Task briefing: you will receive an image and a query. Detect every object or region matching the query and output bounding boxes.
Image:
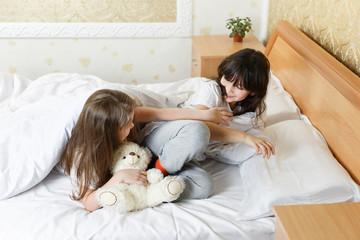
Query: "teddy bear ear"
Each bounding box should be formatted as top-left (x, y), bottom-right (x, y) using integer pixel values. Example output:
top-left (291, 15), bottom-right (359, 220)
top-left (144, 147), bottom-right (152, 162)
top-left (144, 147), bottom-right (152, 159)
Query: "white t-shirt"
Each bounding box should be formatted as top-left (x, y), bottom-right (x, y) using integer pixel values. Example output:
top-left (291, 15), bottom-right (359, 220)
top-left (55, 155), bottom-right (97, 191)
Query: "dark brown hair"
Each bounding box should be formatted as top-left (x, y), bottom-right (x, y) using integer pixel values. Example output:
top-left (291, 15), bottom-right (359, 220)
top-left (216, 48), bottom-right (270, 118)
top-left (60, 89), bottom-right (136, 200)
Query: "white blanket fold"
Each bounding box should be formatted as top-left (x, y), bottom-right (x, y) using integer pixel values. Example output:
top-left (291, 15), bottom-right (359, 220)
top-left (0, 73), bottom-right (206, 199)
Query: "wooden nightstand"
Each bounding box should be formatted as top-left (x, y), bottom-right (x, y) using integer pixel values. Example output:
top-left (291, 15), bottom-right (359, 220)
top-left (191, 34), bottom-right (265, 79)
top-left (274, 203), bottom-right (360, 240)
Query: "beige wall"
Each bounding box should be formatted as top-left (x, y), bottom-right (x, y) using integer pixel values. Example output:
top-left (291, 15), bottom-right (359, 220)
top-left (267, 0), bottom-right (360, 76)
top-left (0, 0), bottom-right (268, 83)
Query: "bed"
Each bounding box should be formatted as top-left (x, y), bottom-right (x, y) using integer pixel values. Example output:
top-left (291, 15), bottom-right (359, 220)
top-left (0, 21), bottom-right (359, 240)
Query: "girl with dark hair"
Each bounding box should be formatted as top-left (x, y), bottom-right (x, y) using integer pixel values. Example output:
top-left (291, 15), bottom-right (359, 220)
top-left (181, 48), bottom-right (274, 166)
top-left (217, 48), bottom-right (269, 118)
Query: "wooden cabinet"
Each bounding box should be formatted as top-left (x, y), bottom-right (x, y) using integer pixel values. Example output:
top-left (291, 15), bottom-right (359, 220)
top-left (191, 34), bottom-right (265, 79)
top-left (274, 203), bottom-right (360, 240)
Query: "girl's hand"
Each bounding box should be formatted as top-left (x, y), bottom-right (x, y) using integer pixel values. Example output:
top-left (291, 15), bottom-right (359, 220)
top-left (243, 134), bottom-right (275, 159)
top-left (111, 169), bottom-right (148, 186)
top-left (206, 107), bottom-right (233, 126)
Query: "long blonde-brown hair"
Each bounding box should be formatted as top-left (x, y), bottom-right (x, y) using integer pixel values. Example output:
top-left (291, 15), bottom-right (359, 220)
top-left (60, 89), bottom-right (136, 201)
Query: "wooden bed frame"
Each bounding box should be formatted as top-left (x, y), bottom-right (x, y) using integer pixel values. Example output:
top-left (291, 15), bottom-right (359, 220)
top-left (265, 21), bottom-right (360, 184)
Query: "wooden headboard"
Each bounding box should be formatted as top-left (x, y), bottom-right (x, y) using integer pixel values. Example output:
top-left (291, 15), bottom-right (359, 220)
top-left (265, 20), bottom-right (360, 185)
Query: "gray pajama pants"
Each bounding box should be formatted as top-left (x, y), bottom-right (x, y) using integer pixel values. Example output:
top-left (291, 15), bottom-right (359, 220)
top-left (142, 120), bottom-right (214, 200)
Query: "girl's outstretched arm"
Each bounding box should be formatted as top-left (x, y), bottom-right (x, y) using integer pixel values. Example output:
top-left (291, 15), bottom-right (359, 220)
top-left (196, 104), bottom-right (274, 158)
top-left (204, 121), bottom-right (275, 159)
top-left (134, 106), bottom-right (233, 126)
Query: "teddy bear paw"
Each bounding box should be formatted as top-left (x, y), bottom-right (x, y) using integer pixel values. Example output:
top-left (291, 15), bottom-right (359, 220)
top-left (96, 187), bottom-right (136, 213)
top-left (98, 191), bottom-right (118, 206)
top-left (167, 179), bottom-right (183, 195)
top-left (147, 168), bottom-right (164, 184)
top-left (163, 176), bottom-right (185, 199)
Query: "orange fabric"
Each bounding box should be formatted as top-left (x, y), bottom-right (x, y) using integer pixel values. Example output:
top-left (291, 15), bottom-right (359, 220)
top-left (155, 159), bottom-right (168, 176)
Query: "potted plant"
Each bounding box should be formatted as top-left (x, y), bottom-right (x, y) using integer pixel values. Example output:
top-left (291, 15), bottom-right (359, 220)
top-left (226, 17), bottom-right (252, 42)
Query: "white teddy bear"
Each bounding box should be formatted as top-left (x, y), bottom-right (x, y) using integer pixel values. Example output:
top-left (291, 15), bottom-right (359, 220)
top-left (96, 142), bottom-right (185, 213)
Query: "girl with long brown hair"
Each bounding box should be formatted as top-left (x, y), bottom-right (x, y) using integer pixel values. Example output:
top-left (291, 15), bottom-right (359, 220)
top-left (60, 88), bottom-right (232, 212)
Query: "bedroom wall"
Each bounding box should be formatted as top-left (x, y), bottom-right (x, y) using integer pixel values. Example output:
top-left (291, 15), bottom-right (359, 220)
top-left (267, 0), bottom-right (360, 77)
top-left (0, 0), bottom-right (269, 84)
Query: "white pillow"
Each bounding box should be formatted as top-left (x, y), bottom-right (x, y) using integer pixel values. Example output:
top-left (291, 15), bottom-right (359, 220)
top-left (237, 120), bottom-right (360, 221)
top-left (0, 94), bottom-right (87, 200)
top-left (265, 74), bottom-right (301, 126)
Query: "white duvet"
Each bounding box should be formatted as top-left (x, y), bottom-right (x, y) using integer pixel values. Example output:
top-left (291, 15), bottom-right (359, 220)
top-left (0, 73), bottom-right (277, 240)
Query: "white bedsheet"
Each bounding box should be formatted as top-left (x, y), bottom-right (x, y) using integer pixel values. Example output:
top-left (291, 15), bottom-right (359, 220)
top-left (0, 73), bottom-right (277, 240)
top-left (0, 161), bottom-right (275, 240)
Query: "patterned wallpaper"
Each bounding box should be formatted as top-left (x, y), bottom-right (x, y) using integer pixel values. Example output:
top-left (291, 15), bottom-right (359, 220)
top-left (267, 0), bottom-right (360, 76)
top-left (0, 0), bottom-right (177, 22)
top-left (0, 0), bottom-right (266, 83)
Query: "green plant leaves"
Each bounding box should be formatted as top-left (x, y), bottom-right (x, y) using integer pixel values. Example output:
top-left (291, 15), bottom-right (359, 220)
top-left (226, 17), bottom-right (252, 38)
